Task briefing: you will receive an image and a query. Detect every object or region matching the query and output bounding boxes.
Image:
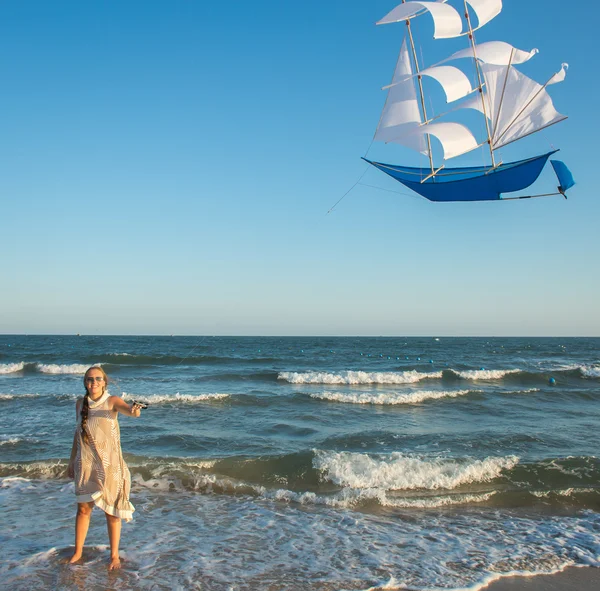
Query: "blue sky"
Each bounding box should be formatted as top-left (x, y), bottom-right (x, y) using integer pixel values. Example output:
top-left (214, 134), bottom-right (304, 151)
top-left (1, 0), bottom-right (598, 336)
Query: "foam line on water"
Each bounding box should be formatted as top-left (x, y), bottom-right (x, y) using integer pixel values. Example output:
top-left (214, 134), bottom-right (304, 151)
top-left (451, 368), bottom-right (520, 380)
top-left (36, 363), bottom-right (97, 374)
top-left (130, 472), bottom-right (496, 509)
top-left (278, 370), bottom-right (442, 385)
top-left (0, 362), bottom-right (25, 374)
top-left (313, 450), bottom-right (519, 490)
top-left (311, 389), bottom-right (472, 405)
top-left (580, 365), bottom-right (600, 378)
top-left (123, 392), bottom-right (230, 404)
top-left (0, 437), bottom-right (27, 446)
top-left (0, 393), bottom-right (40, 401)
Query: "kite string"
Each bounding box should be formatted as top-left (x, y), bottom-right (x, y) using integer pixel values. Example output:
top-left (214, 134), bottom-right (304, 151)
top-left (175, 335), bottom-right (209, 367)
top-left (326, 165), bottom-right (369, 215)
top-left (357, 182), bottom-right (416, 198)
top-left (326, 140), bottom-right (375, 215)
top-left (111, 335), bottom-right (210, 399)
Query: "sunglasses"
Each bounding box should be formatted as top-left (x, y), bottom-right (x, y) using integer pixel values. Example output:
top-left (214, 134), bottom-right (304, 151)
top-left (84, 376), bottom-right (104, 383)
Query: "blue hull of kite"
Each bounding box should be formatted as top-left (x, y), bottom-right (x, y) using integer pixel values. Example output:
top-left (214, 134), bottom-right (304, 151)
top-left (363, 151), bottom-right (560, 202)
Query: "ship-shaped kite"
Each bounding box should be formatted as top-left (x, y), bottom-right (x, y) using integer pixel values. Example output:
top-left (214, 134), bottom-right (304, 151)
top-left (364, 0), bottom-right (575, 202)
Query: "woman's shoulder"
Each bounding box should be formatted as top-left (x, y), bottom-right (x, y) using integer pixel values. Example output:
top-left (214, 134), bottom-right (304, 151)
top-left (107, 394), bottom-right (125, 409)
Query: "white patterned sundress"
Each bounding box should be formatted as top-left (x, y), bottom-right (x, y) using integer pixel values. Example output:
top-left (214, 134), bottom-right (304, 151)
top-left (73, 391), bottom-right (135, 521)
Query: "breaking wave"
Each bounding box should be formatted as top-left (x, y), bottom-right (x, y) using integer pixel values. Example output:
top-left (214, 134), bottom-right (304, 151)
top-left (580, 365), bottom-right (600, 378)
top-left (0, 394), bottom-right (39, 401)
top-left (449, 368), bottom-right (521, 380)
top-left (313, 450), bottom-right (519, 491)
top-left (278, 370), bottom-right (442, 385)
top-left (124, 392), bottom-right (230, 404)
top-left (0, 362), bottom-right (25, 374)
top-left (2, 453), bottom-right (599, 511)
top-left (310, 389), bottom-right (473, 405)
top-left (36, 363), bottom-right (94, 374)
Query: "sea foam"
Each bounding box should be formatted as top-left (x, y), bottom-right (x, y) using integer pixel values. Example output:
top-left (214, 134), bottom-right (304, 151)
top-left (36, 363), bottom-right (95, 374)
top-left (0, 437), bottom-right (24, 446)
top-left (124, 392), bottom-right (230, 404)
top-left (0, 362), bottom-right (25, 374)
top-left (311, 389), bottom-right (472, 405)
top-left (580, 365), bottom-right (600, 378)
top-left (0, 393), bottom-right (39, 401)
top-left (451, 368), bottom-right (520, 380)
top-left (313, 450), bottom-right (519, 491)
top-left (131, 471), bottom-right (495, 509)
top-left (278, 370), bottom-right (442, 385)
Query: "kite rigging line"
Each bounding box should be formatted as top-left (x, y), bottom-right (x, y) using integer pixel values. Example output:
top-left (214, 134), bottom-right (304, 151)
top-left (326, 141), bottom-right (375, 215)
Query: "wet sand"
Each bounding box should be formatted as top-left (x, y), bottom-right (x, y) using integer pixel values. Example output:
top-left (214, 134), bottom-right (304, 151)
top-left (482, 567), bottom-right (600, 590)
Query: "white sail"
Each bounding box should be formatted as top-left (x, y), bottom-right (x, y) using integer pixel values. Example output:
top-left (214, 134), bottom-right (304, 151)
top-left (466, 0), bottom-right (502, 30)
top-left (375, 36), bottom-right (479, 159)
top-left (411, 121), bottom-right (479, 159)
top-left (420, 66), bottom-right (473, 102)
top-left (441, 41), bottom-right (539, 66)
top-left (548, 63), bottom-right (569, 85)
top-left (375, 38), bottom-right (427, 154)
top-left (384, 65), bottom-right (473, 104)
top-left (377, 2), bottom-right (463, 39)
top-left (458, 92), bottom-right (490, 117)
top-left (481, 63), bottom-right (568, 149)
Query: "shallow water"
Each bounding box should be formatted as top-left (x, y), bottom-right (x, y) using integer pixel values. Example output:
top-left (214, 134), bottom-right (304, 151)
top-left (1, 336), bottom-right (599, 590)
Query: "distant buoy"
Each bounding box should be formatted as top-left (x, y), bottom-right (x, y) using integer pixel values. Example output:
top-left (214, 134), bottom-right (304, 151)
top-left (549, 377), bottom-right (556, 385)
top-left (429, 359), bottom-right (433, 363)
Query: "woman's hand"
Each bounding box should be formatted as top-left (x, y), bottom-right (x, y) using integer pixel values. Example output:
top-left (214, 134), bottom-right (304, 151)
top-left (130, 402), bottom-right (143, 417)
top-left (110, 395), bottom-right (144, 417)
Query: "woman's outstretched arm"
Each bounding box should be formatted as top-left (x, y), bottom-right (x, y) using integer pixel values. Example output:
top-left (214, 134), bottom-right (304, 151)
top-left (110, 396), bottom-right (143, 417)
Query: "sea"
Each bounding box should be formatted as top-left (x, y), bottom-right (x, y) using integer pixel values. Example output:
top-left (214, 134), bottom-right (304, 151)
top-left (1, 335), bottom-right (599, 591)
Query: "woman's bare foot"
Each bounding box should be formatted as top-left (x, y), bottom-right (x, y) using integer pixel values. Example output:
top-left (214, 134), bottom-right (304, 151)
top-left (67, 552), bottom-right (83, 565)
top-left (108, 556), bottom-right (121, 570)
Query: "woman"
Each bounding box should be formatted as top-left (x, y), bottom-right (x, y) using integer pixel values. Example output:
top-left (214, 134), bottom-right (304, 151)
top-left (67, 366), bottom-right (144, 569)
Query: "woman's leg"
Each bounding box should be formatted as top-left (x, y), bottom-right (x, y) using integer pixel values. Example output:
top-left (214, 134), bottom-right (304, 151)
top-left (68, 502), bottom-right (95, 563)
top-left (105, 513), bottom-right (122, 570)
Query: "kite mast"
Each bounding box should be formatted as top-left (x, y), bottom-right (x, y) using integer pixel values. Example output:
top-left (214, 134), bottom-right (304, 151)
top-left (402, 0), bottom-right (435, 176)
top-left (463, 0), bottom-right (496, 167)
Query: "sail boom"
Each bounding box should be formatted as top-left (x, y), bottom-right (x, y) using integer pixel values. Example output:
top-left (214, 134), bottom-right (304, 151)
top-left (493, 116), bottom-right (568, 150)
